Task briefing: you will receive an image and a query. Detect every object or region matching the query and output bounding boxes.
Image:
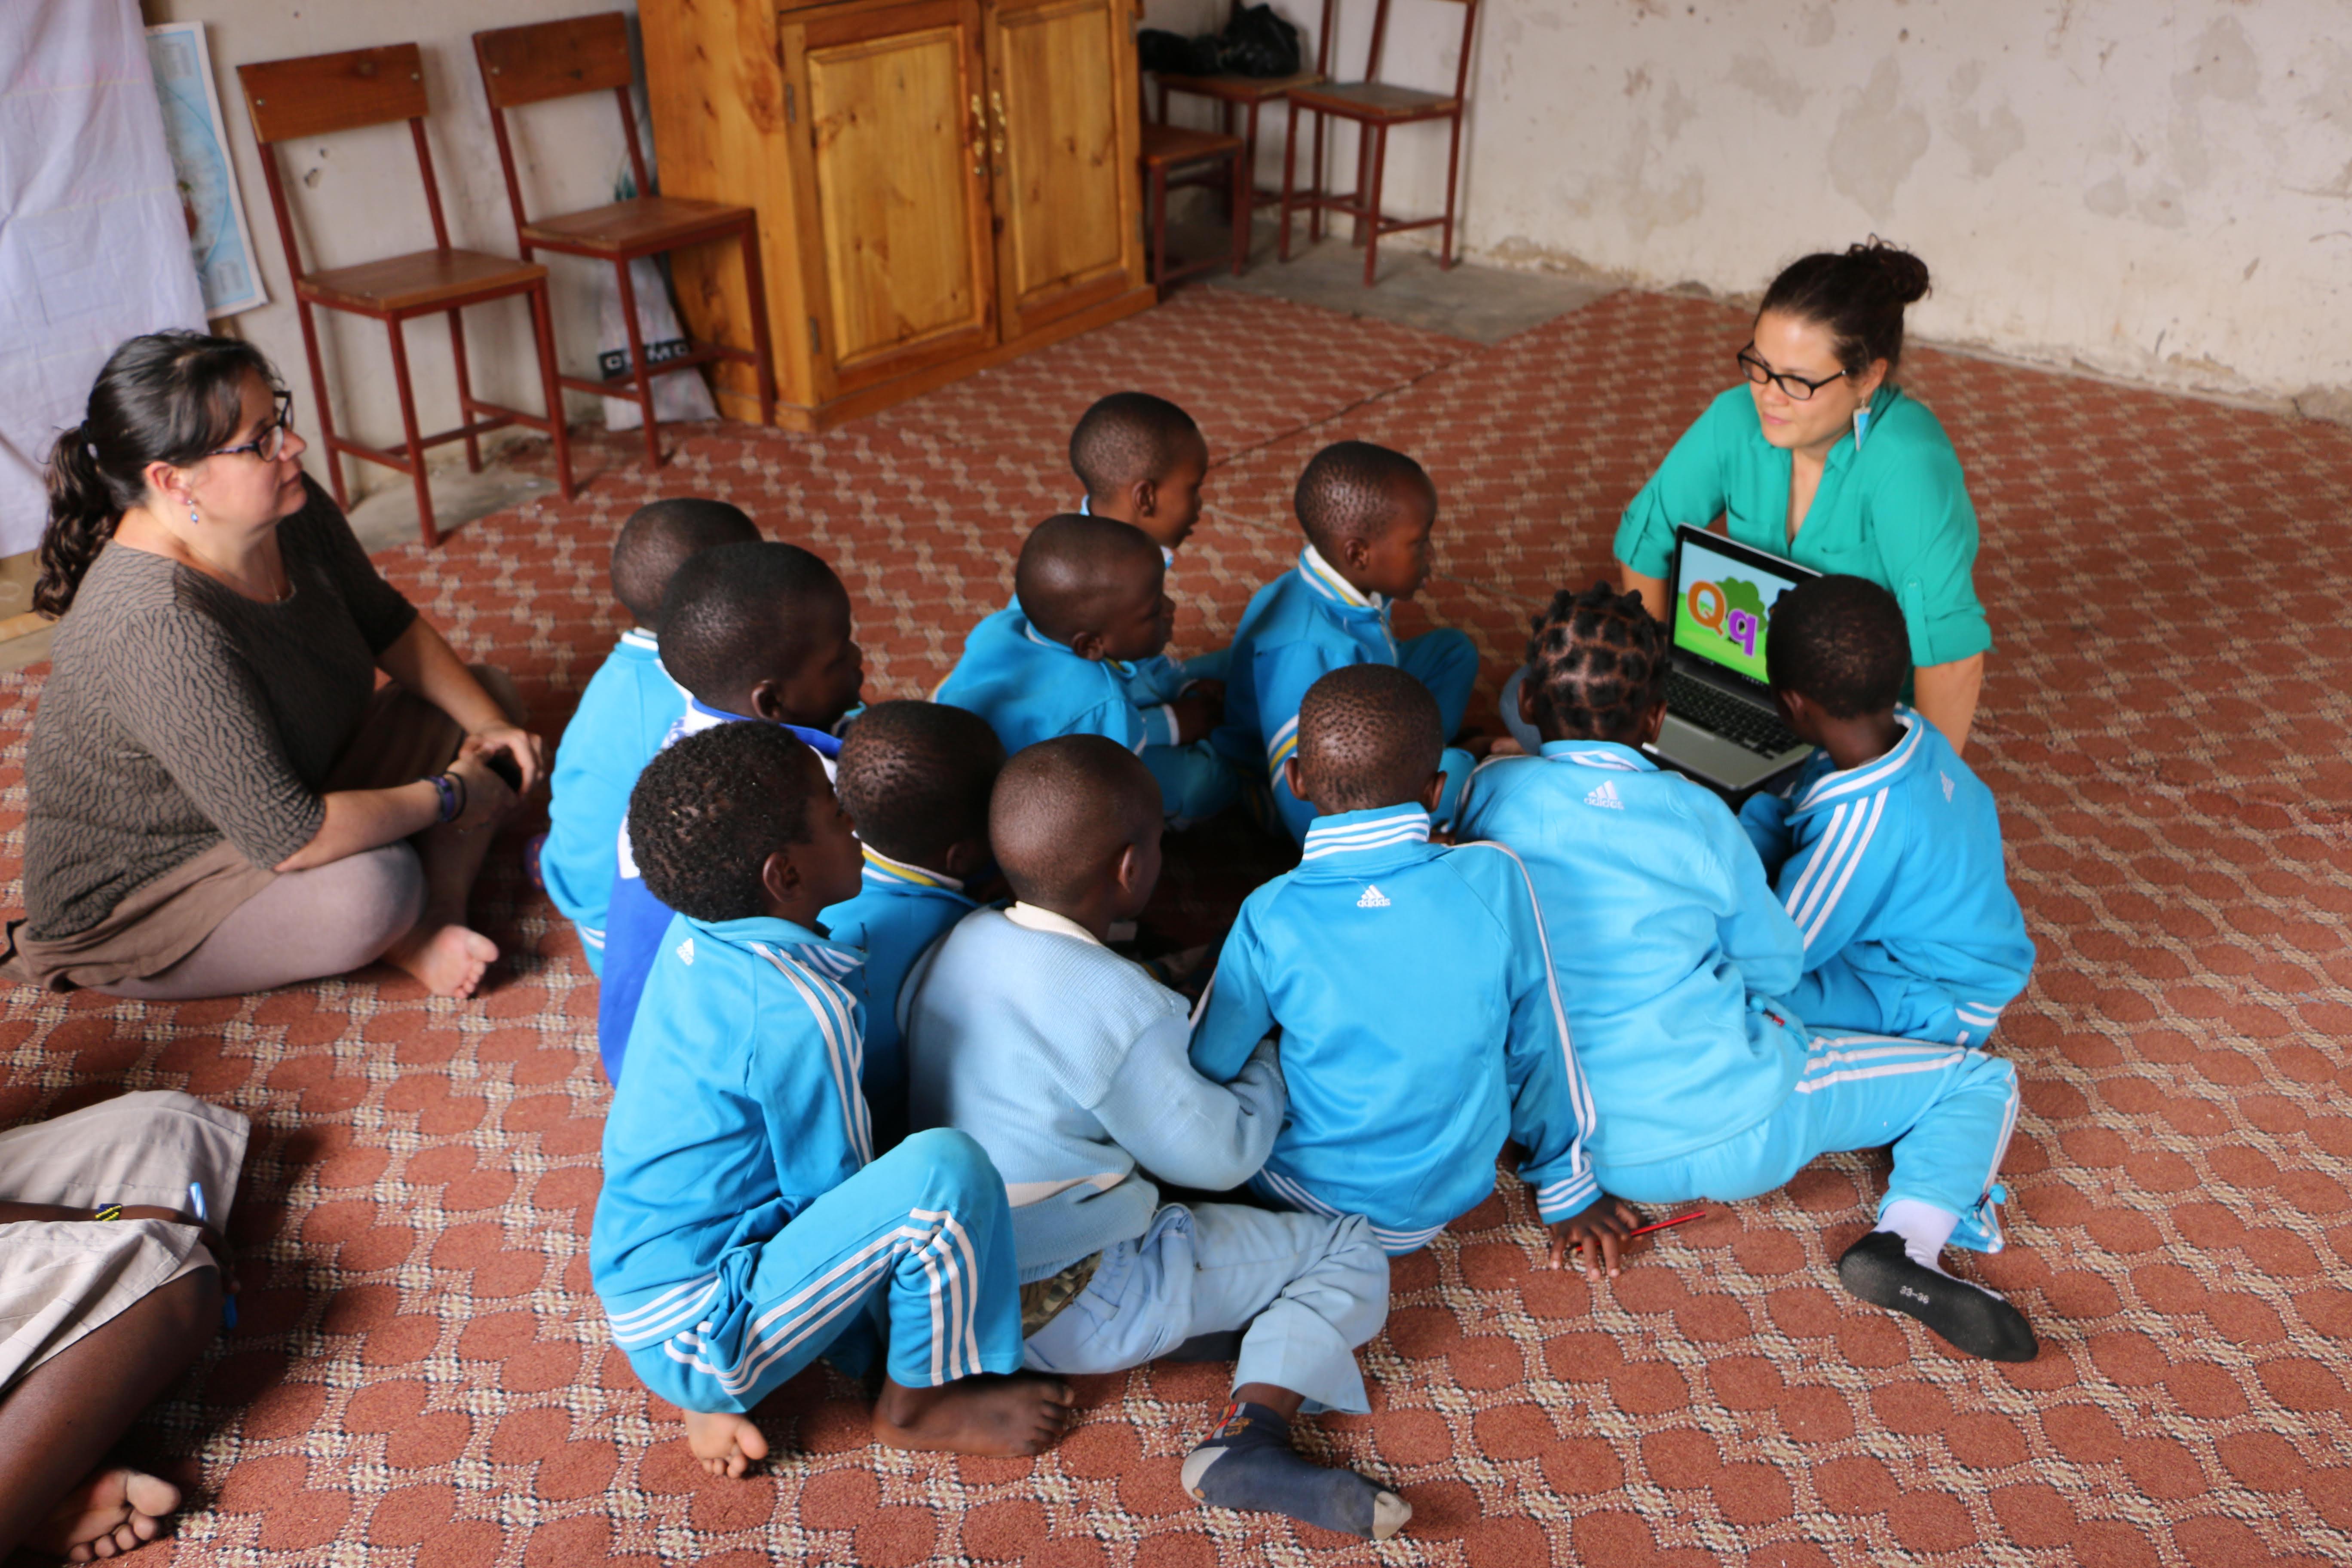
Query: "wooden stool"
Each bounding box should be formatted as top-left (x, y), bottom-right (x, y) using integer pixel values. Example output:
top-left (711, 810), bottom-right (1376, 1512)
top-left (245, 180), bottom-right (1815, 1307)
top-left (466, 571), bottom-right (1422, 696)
top-left (1141, 124), bottom-right (1250, 293)
top-left (1280, 0), bottom-right (1482, 287)
top-left (1153, 0), bottom-right (1334, 205)
top-left (236, 43), bottom-right (573, 548)
top-left (473, 12), bottom-right (776, 472)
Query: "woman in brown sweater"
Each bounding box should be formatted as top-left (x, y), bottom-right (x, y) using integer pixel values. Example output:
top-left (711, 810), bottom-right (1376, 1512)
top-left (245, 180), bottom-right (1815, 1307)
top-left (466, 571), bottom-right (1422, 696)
top-left (3, 333), bottom-right (539, 1001)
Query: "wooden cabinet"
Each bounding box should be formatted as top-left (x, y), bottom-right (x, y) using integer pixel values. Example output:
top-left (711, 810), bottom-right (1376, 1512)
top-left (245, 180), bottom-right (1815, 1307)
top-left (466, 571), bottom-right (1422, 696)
top-left (643, 0), bottom-right (1153, 432)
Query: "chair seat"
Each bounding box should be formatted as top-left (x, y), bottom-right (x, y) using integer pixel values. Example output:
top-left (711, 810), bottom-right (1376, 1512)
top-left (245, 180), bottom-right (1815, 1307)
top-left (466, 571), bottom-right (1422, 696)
top-left (1156, 69), bottom-right (1324, 104)
top-left (1141, 122), bottom-right (1246, 167)
top-left (296, 248), bottom-right (547, 313)
top-left (1287, 80), bottom-right (1459, 121)
top-left (519, 194), bottom-right (753, 256)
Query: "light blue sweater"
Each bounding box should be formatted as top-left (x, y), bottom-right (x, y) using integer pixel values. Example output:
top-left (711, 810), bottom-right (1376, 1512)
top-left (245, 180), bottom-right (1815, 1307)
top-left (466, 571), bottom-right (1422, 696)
top-left (903, 904), bottom-right (1285, 1281)
top-left (542, 629), bottom-right (682, 970)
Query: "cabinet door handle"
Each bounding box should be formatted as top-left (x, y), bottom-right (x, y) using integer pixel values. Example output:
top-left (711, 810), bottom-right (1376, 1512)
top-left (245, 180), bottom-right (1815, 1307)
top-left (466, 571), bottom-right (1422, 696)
top-left (969, 92), bottom-right (986, 177)
top-left (989, 88), bottom-right (1006, 157)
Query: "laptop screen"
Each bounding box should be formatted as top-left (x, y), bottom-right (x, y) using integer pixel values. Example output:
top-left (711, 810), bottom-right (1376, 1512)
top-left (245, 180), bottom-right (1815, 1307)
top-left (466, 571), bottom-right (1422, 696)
top-left (1672, 534), bottom-right (1809, 686)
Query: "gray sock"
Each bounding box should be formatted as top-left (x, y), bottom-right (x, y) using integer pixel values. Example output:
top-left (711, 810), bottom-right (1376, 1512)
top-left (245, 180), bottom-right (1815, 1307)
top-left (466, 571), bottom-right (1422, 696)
top-left (1178, 1401), bottom-right (1411, 1541)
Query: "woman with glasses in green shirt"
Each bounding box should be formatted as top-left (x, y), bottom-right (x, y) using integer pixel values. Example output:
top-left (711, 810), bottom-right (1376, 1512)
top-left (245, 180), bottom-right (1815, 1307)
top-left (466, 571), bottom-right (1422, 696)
top-left (1609, 240), bottom-right (1988, 755)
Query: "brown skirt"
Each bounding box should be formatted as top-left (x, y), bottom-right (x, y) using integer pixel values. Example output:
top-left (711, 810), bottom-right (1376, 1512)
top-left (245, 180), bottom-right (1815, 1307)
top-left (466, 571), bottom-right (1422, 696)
top-left (0, 669), bottom-right (512, 992)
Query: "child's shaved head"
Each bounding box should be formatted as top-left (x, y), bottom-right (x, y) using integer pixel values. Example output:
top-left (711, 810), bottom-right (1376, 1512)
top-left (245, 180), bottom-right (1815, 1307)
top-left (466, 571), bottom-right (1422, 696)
top-left (1014, 513), bottom-right (1166, 644)
top-left (836, 701), bottom-right (1006, 871)
top-left (1294, 441), bottom-right (1433, 559)
top-left (660, 540), bottom-right (859, 722)
top-left (990, 735), bottom-right (1161, 908)
top-left (1069, 392), bottom-right (1204, 502)
top-left (1295, 664), bottom-right (1443, 814)
top-left (611, 497), bottom-right (761, 630)
top-left (1767, 574), bottom-right (1909, 718)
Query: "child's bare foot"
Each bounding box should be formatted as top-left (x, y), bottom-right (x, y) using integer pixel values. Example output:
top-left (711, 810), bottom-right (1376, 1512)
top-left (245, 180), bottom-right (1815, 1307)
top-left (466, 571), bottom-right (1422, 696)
top-left (32, 1467), bottom-right (180, 1561)
top-left (872, 1372), bottom-right (1076, 1456)
top-left (681, 1409), bottom-right (770, 1479)
top-left (385, 923), bottom-right (498, 998)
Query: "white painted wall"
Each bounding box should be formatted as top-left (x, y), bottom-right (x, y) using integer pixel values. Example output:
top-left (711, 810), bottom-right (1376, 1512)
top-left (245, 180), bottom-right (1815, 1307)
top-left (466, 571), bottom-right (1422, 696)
top-left (1151, 0), bottom-right (2352, 407)
top-left (137, 0), bottom-right (651, 498)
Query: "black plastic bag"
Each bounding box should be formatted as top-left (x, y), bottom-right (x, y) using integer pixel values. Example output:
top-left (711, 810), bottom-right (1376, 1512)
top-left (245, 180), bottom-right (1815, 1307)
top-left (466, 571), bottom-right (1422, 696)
top-left (1219, 4), bottom-right (1304, 77)
top-left (1138, 28), bottom-right (1225, 76)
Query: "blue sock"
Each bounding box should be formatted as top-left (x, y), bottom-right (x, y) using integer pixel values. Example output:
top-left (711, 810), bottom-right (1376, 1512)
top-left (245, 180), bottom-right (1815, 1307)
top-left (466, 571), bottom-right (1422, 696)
top-left (1179, 1400), bottom-right (1411, 1540)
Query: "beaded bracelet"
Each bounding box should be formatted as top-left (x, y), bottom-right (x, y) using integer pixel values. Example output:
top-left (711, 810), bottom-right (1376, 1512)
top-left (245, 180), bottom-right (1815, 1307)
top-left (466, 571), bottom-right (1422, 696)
top-left (426, 772), bottom-right (466, 824)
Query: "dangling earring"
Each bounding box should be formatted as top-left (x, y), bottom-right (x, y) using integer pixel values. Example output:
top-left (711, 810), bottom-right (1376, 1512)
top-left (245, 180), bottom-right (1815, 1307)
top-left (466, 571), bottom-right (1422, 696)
top-left (187, 502), bottom-right (200, 527)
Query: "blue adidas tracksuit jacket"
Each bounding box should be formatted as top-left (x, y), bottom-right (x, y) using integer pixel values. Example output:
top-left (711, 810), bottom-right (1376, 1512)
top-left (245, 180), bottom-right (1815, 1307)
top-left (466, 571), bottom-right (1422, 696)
top-left (1463, 741), bottom-right (2021, 1250)
top-left (1458, 743), bottom-right (1811, 1166)
top-left (1739, 709), bottom-right (2035, 1045)
top-left (1076, 505), bottom-right (1234, 715)
top-left (1190, 803), bottom-right (1600, 1252)
top-left (597, 699), bottom-right (842, 1081)
top-left (1207, 547), bottom-right (1478, 842)
top-left (935, 606), bottom-right (1234, 822)
top-left (591, 912), bottom-right (1024, 1410)
top-left (818, 848), bottom-right (979, 1151)
top-left (542, 629), bottom-right (684, 973)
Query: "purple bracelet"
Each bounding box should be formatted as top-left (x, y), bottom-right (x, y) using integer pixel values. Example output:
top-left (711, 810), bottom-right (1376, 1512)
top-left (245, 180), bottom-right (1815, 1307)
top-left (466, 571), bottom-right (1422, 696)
top-left (426, 772), bottom-right (465, 823)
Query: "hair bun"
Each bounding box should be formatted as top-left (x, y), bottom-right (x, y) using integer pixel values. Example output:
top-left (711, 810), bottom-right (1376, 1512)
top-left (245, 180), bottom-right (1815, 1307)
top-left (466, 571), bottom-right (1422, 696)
top-left (1847, 237), bottom-right (1931, 306)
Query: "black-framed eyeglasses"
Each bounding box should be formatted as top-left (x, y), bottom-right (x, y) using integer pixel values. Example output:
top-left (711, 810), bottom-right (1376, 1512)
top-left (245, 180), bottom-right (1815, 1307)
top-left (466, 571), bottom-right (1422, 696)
top-left (1738, 346), bottom-right (1846, 403)
top-left (210, 392), bottom-right (295, 461)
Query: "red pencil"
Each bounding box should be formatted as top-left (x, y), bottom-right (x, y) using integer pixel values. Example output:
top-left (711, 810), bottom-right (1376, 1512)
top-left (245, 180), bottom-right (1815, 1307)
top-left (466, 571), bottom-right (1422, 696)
top-left (1626, 1209), bottom-right (1707, 1239)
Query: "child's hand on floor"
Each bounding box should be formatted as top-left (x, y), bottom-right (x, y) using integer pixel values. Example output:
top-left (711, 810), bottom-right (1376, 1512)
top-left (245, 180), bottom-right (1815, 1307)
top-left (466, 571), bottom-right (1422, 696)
top-left (1547, 1196), bottom-right (1643, 1280)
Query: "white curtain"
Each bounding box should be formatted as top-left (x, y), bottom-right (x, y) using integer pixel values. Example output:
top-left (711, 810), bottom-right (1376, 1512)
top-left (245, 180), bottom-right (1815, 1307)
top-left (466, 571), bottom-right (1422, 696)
top-left (0, 0), bottom-right (205, 558)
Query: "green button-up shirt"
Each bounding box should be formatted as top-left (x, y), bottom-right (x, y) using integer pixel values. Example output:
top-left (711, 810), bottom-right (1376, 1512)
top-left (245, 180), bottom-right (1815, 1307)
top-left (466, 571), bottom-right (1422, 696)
top-left (1612, 384), bottom-right (1992, 667)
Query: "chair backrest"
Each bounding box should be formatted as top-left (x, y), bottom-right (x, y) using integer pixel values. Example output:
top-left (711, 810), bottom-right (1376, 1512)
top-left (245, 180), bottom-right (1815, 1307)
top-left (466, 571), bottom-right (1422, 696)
top-left (1362, 0), bottom-right (1479, 102)
top-left (239, 43), bottom-right (430, 144)
top-left (236, 44), bottom-right (452, 278)
top-left (471, 13), bottom-right (648, 234)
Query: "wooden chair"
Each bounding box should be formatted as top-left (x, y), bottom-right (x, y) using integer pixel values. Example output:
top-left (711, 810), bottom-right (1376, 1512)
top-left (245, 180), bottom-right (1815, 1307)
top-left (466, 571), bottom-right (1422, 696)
top-left (473, 12), bottom-right (775, 473)
top-left (1279, 0), bottom-right (1481, 287)
top-left (1141, 124), bottom-right (1251, 294)
top-left (237, 44), bottom-right (573, 547)
top-left (1153, 0), bottom-right (1335, 205)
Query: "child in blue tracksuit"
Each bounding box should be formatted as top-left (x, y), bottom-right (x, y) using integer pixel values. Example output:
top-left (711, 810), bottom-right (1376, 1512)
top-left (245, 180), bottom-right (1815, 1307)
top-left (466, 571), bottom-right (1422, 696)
top-left (818, 701), bottom-right (1005, 1149)
top-left (1192, 665), bottom-right (1616, 1271)
top-left (542, 499), bottom-right (759, 971)
top-left (589, 720), bottom-right (1074, 1479)
top-left (1458, 583), bottom-right (2038, 1363)
top-left (1736, 575), bottom-right (2034, 1045)
top-left (904, 735), bottom-right (1406, 1541)
top-left (1071, 391), bottom-right (1231, 703)
top-left (598, 541), bottom-right (867, 1080)
top-left (937, 513), bottom-right (1235, 824)
top-left (1207, 442), bottom-right (1480, 843)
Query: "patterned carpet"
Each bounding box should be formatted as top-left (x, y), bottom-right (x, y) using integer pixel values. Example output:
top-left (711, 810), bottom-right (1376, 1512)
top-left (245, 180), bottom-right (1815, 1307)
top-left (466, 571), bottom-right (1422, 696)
top-left (5, 283), bottom-right (2352, 1566)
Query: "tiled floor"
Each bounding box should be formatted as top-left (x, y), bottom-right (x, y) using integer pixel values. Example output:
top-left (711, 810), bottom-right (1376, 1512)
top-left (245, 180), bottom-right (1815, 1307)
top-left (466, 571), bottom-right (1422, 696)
top-left (5, 284), bottom-right (2352, 1566)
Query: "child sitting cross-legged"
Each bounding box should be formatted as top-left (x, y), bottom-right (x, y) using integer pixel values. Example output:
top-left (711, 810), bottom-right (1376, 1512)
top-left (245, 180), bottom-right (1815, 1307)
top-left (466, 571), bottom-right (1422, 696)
top-left (1738, 574), bottom-right (2034, 1046)
top-left (818, 700), bottom-right (1007, 1148)
top-left (541, 498), bottom-right (759, 973)
top-left (1458, 583), bottom-right (2038, 1362)
top-left (1070, 391), bottom-right (1230, 692)
top-left (1209, 442), bottom-right (1480, 843)
top-left (590, 720), bottom-right (1075, 1480)
top-left (903, 735), bottom-right (1407, 1542)
top-left (598, 540), bottom-right (865, 1078)
top-left (937, 514), bottom-right (1235, 826)
top-left (1190, 665), bottom-right (1621, 1270)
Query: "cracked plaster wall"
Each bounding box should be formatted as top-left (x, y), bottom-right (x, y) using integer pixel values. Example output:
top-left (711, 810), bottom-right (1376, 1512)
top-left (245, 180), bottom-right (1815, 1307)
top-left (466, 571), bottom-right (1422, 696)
top-left (1152, 0), bottom-right (2352, 407)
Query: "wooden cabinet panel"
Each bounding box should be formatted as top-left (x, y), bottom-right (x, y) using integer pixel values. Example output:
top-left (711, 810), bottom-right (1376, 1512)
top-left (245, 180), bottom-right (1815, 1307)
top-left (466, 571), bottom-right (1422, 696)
top-left (785, 0), bottom-right (996, 396)
top-left (985, 0), bottom-right (1141, 339)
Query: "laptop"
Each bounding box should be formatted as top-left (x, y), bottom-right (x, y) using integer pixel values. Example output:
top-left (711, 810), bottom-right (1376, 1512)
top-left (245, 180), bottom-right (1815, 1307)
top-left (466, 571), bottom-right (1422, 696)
top-left (1645, 524), bottom-right (1819, 794)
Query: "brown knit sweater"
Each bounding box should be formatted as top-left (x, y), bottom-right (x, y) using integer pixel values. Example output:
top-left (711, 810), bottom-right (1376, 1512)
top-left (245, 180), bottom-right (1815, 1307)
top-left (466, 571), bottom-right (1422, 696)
top-left (21, 481), bottom-right (418, 939)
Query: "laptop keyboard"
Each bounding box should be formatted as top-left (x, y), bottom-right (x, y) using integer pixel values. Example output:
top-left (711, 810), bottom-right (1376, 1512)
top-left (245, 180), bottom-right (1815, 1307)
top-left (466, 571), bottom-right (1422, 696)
top-left (1666, 670), bottom-right (1803, 757)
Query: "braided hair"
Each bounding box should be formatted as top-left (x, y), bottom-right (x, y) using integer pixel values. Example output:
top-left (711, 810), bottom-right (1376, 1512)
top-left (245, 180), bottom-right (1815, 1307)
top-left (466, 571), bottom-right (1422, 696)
top-left (1522, 582), bottom-right (1670, 744)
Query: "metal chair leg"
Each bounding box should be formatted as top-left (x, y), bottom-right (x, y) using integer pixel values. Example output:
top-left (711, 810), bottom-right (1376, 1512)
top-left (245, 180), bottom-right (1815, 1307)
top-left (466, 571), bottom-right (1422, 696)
top-left (445, 306), bottom-right (482, 472)
top-left (1231, 146), bottom-right (1250, 275)
top-left (383, 314), bottom-right (437, 548)
top-left (1363, 124), bottom-right (1388, 286)
top-left (1278, 100), bottom-right (1300, 263)
top-left (1441, 111), bottom-right (1464, 268)
top-left (292, 297), bottom-right (347, 512)
top-left (737, 220), bottom-right (778, 427)
top-left (613, 257), bottom-right (661, 472)
top-left (527, 282), bottom-right (575, 501)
